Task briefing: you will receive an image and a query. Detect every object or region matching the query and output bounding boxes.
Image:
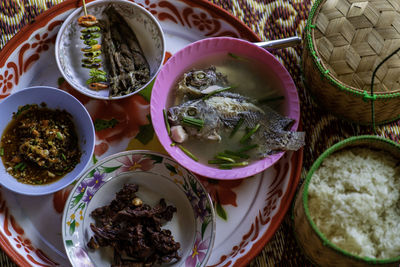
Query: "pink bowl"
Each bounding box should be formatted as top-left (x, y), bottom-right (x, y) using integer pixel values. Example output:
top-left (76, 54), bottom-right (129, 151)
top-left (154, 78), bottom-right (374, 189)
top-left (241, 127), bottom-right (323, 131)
top-left (150, 37), bottom-right (300, 180)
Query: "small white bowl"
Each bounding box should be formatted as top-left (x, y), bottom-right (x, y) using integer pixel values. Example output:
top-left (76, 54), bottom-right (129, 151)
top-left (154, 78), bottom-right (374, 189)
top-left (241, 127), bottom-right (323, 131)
top-left (55, 0), bottom-right (165, 100)
top-left (0, 86), bottom-right (95, 196)
top-left (62, 150), bottom-right (215, 267)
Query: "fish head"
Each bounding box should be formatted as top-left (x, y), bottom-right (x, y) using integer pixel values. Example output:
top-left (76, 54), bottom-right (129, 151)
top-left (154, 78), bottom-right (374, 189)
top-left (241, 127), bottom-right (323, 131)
top-left (176, 66), bottom-right (228, 99)
top-left (184, 68), bottom-right (219, 88)
top-left (168, 100), bottom-right (203, 124)
top-left (168, 100), bottom-right (222, 141)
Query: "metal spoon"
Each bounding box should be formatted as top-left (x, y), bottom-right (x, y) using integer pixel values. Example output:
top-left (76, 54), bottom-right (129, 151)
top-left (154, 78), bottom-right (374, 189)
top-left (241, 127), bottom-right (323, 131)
top-left (255, 36), bottom-right (302, 49)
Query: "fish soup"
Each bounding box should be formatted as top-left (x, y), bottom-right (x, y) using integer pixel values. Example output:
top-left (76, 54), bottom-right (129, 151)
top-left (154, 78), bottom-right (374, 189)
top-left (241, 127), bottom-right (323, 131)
top-left (168, 53), bottom-right (284, 112)
top-left (166, 52), bottom-right (304, 168)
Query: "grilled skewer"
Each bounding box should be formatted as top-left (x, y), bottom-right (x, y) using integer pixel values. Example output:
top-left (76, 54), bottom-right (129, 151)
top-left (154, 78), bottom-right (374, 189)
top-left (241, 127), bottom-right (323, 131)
top-left (78, 0), bottom-right (108, 90)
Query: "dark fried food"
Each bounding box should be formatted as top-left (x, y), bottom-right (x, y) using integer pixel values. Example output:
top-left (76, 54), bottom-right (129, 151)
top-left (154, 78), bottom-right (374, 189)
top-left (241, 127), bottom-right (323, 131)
top-left (87, 183), bottom-right (181, 266)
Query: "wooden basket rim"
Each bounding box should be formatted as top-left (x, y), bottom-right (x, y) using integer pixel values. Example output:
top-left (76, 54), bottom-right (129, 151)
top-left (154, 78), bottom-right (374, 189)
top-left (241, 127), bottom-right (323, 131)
top-left (305, 0), bottom-right (400, 99)
top-left (301, 135), bottom-right (400, 264)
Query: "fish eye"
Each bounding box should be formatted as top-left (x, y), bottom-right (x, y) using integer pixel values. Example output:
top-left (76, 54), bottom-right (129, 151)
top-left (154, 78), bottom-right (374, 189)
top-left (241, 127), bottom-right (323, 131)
top-left (195, 72), bottom-right (206, 80)
top-left (187, 107), bottom-right (197, 116)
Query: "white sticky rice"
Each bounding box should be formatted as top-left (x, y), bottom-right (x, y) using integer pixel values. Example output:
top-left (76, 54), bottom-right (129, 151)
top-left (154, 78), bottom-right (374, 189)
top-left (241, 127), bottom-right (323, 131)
top-left (308, 147), bottom-right (400, 259)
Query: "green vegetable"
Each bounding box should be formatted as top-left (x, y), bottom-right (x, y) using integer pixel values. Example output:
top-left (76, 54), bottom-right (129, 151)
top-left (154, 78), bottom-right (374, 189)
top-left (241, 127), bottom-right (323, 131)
top-left (82, 57), bottom-right (102, 64)
top-left (84, 39), bottom-right (98, 46)
top-left (217, 152), bottom-right (241, 160)
top-left (80, 26), bottom-right (101, 33)
top-left (56, 132), bottom-right (63, 140)
top-left (20, 163), bottom-right (26, 171)
top-left (61, 153), bottom-right (67, 161)
top-left (163, 109), bottom-right (171, 136)
top-left (84, 51), bottom-right (101, 58)
top-left (86, 75), bottom-right (107, 84)
top-left (228, 52), bottom-right (241, 59)
top-left (215, 155), bottom-right (235, 163)
top-left (240, 124), bottom-right (260, 144)
top-left (182, 117), bottom-right (204, 129)
top-left (224, 150), bottom-right (250, 159)
top-left (14, 104), bottom-right (32, 118)
top-left (80, 33), bottom-right (100, 40)
top-left (89, 69), bottom-right (107, 76)
top-left (208, 159), bottom-right (228, 164)
top-left (0, 147), bottom-right (4, 156)
top-left (219, 161), bottom-right (249, 169)
top-left (13, 162), bottom-right (25, 171)
top-left (177, 145), bottom-right (198, 161)
top-left (81, 45), bottom-right (101, 53)
top-left (230, 117), bottom-right (244, 138)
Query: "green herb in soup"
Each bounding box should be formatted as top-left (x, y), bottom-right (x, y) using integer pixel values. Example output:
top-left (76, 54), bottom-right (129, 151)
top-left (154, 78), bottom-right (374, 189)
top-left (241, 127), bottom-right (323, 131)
top-left (166, 55), bottom-right (305, 168)
top-left (0, 104), bottom-right (81, 185)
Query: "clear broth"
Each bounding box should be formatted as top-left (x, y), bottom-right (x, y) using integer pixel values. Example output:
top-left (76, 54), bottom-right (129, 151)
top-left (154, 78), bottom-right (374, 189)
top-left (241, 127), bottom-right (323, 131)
top-left (167, 53), bottom-right (286, 167)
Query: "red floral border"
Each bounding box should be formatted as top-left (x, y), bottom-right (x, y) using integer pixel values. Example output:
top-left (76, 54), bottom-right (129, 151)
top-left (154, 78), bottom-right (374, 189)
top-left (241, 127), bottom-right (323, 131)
top-left (0, 20), bottom-right (62, 99)
top-left (208, 149), bottom-right (303, 267)
top-left (0, 190), bottom-right (59, 266)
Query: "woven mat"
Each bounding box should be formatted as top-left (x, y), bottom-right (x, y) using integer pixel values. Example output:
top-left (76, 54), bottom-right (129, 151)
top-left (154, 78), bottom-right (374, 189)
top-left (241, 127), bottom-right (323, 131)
top-left (1, 0), bottom-right (400, 266)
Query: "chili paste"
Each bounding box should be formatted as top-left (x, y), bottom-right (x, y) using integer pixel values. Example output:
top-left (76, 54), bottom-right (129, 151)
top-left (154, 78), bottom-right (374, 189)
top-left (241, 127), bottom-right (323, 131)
top-left (0, 104), bottom-right (81, 185)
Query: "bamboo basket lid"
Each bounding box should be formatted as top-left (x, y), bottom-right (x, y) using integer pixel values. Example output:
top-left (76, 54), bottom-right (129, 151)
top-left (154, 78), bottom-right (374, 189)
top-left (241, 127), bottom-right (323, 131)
top-left (302, 0), bottom-right (400, 124)
top-left (315, 0), bottom-right (400, 92)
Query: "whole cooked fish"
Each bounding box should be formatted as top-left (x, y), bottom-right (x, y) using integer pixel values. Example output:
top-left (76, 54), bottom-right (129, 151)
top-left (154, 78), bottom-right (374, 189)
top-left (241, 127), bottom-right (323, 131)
top-left (168, 92), bottom-right (305, 157)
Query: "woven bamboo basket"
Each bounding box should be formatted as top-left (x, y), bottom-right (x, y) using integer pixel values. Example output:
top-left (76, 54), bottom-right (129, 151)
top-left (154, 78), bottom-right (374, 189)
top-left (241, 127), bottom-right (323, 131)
top-left (303, 0), bottom-right (400, 124)
top-left (293, 136), bottom-right (400, 267)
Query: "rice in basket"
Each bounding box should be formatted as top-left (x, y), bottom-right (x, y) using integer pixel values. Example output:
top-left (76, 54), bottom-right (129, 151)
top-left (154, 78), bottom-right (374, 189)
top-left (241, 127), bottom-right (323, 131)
top-left (308, 147), bottom-right (400, 259)
top-left (293, 136), bottom-right (400, 267)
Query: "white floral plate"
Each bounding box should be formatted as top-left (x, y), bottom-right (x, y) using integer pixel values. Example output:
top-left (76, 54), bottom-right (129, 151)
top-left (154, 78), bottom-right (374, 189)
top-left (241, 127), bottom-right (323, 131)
top-left (62, 150), bottom-right (215, 267)
top-left (0, 0), bottom-right (303, 266)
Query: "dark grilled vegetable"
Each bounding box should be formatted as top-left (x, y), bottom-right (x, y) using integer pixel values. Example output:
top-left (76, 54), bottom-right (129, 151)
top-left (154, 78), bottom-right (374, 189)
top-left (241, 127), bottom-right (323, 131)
top-left (78, 6), bottom-right (109, 91)
top-left (81, 26), bottom-right (101, 34)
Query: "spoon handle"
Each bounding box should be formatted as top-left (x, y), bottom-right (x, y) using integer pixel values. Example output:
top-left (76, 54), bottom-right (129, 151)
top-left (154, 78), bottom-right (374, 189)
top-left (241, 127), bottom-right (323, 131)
top-left (255, 36), bottom-right (302, 49)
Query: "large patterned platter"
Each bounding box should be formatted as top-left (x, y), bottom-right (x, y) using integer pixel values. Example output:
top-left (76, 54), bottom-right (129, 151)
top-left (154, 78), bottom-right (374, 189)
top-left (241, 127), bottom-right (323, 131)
top-left (0, 0), bottom-right (303, 266)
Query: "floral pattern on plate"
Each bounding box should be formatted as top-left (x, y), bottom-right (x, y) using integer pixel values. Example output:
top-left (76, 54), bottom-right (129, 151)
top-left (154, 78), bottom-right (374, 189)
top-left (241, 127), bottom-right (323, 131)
top-left (62, 150), bottom-right (215, 267)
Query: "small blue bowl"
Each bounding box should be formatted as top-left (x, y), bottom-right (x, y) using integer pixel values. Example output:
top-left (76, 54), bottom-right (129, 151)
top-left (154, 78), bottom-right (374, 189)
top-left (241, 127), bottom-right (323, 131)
top-left (0, 86), bottom-right (95, 195)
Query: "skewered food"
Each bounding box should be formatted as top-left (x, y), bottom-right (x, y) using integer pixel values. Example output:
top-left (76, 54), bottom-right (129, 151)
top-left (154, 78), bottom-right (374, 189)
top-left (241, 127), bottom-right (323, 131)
top-left (78, 6), bottom-right (109, 91)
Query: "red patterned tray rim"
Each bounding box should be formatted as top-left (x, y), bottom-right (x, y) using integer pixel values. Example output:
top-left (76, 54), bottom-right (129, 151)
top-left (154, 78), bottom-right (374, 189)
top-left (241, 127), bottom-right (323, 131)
top-left (236, 149), bottom-right (303, 266)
